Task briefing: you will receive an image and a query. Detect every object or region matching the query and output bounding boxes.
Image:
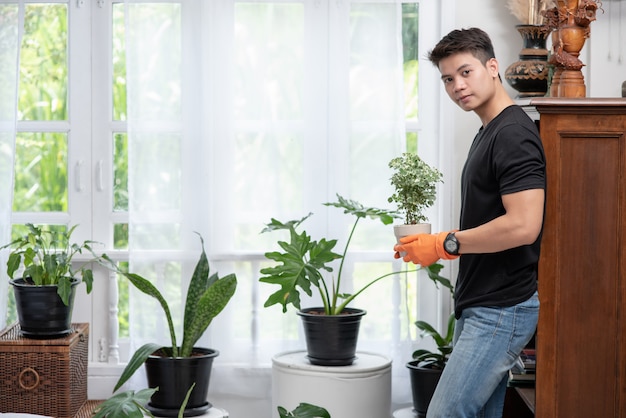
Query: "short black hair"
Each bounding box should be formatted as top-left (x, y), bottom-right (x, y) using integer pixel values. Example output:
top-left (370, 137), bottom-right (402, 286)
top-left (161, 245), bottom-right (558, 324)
top-left (427, 27), bottom-right (496, 67)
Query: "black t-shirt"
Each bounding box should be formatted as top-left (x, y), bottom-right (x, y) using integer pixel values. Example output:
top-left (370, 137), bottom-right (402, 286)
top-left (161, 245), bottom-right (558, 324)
top-left (454, 105), bottom-right (546, 318)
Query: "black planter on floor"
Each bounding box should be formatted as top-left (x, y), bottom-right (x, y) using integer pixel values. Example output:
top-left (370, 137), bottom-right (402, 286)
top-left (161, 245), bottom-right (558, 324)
top-left (145, 347), bottom-right (219, 417)
top-left (407, 360), bottom-right (442, 418)
top-left (297, 307), bottom-right (366, 366)
top-left (11, 277), bottom-right (78, 338)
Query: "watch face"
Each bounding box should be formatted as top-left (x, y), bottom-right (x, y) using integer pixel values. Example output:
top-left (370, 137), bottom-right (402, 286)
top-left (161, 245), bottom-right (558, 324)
top-left (444, 234), bottom-right (458, 254)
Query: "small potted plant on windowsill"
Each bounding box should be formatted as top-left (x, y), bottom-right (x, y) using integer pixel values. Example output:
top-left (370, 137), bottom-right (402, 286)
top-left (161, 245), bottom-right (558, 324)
top-left (0, 223), bottom-right (102, 338)
top-left (388, 152), bottom-right (443, 242)
top-left (260, 194), bottom-right (449, 366)
top-left (99, 233), bottom-right (237, 417)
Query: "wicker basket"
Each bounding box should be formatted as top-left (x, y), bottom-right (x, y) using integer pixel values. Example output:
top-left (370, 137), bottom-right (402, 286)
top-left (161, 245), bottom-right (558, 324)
top-left (0, 322), bottom-right (88, 418)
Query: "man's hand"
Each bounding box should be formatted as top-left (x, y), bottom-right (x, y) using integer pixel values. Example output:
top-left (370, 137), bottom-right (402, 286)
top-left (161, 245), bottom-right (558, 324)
top-left (393, 231), bottom-right (459, 266)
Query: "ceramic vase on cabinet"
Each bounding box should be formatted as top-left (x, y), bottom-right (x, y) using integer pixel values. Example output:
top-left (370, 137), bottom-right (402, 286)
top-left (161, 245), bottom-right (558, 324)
top-left (505, 24), bottom-right (550, 98)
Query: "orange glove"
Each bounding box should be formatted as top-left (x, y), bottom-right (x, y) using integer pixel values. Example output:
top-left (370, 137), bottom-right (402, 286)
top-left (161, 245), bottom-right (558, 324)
top-left (394, 231), bottom-right (459, 266)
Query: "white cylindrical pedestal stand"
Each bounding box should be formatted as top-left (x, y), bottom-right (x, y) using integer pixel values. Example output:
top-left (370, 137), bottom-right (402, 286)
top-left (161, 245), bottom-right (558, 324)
top-left (272, 350), bottom-right (392, 418)
top-left (393, 406), bottom-right (417, 417)
top-left (205, 407), bottom-right (229, 417)
top-left (143, 406), bottom-right (228, 417)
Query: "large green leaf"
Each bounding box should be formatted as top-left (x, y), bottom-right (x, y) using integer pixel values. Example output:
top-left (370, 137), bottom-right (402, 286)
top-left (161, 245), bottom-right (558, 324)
top-left (259, 227), bottom-right (340, 313)
top-left (178, 383), bottom-right (196, 418)
top-left (425, 263), bottom-right (454, 292)
top-left (181, 233), bottom-right (237, 357)
top-left (100, 254), bottom-right (178, 356)
top-left (82, 268), bottom-right (94, 293)
top-left (181, 272), bottom-right (237, 357)
top-left (278, 403), bottom-right (332, 418)
top-left (6, 253), bottom-right (21, 278)
top-left (183, 234), bottom-right (211, 340)
top-left (113, 343), bottom-right (162, 392)
top-left (323, 194), bottom-right (400, 225)
top-left (56, 276), bottom-right (73, 305)
top-left (415, 320), bottom-right (446, 347)
top-left (93, 387), bottom-right (157, 418)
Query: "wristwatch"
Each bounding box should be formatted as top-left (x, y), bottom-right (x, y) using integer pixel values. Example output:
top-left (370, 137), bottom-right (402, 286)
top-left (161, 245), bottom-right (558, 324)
top-left (443, 232), bottom-right (460, 256)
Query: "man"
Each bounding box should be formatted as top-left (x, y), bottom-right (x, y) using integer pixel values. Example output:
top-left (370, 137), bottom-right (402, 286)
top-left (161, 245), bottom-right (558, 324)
top-left (394, 28), bottom-right (545, 418)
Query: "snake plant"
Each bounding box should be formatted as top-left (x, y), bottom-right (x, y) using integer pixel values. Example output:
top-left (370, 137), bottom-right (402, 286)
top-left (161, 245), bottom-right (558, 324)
top-left (100, 233), bottom-right (237, 391)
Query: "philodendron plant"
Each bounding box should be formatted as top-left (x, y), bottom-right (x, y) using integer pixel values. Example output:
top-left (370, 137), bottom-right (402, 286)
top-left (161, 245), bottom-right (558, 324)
top-left (93, 388), bottom-right (159, 418)
top-left (260, 194), bottom-right (450, 315)
top-left (100, 233), bottom-right (237, 391)
top-left (94, 384), bottom-right (195, 418)
top-left (388, 152), bottom-right (443, 225)
top-left (278, 403), bottom-right (331, 418)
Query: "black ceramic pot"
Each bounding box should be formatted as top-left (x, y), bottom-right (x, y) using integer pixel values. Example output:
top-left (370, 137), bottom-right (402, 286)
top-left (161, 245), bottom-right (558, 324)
top-left (11, 277), bottom-right (77, 338)
top-left (145, 347), bottom-right (219, 417)
top-left (297, 307), bottom-right (366, 366)
top-left (407, 360), bottom-right (442, 418)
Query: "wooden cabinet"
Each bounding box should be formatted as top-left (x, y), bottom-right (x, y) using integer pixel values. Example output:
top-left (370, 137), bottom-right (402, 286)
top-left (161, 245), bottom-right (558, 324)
top-left (531, 98), bottom-right (626, 418)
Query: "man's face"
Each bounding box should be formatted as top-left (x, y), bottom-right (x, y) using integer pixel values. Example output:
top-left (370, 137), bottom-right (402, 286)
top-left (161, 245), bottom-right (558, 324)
top-left (437, 52), bottom-right (498, 112)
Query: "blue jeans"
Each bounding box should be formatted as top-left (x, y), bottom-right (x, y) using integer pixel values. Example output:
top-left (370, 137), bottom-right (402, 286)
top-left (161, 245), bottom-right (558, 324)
top-left (426, 292), bottom-right (539, 418)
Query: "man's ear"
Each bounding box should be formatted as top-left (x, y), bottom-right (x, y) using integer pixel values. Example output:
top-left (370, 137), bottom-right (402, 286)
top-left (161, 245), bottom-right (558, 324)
top-left (487, 57), bottom-right (499, 78)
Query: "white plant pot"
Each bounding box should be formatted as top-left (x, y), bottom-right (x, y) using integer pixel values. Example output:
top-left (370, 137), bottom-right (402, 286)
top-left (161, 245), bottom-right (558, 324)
top-left (393, 223), bottom-right (432, 240)
top-left (394, 223), bottom-right (431, 258)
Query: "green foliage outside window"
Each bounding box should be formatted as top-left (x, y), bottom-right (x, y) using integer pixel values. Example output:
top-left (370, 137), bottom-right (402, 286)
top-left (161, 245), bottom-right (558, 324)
top-left (19, 4), bottom-right (67, 121)
top-left (402, 3), bottom-right (419, 153)
top-left (112, 4), bottom-right (127, 121)
top-left (13, 132), bottom-right (67, 212)
top-left (402, 3), bottom-right (419, 123)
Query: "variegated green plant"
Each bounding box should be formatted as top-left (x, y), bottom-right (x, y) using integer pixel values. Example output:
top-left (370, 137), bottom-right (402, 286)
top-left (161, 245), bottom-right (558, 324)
top-left (101, 233), bottom-right (237, 391)
top-left (388, 152), bottom-right (443, 225)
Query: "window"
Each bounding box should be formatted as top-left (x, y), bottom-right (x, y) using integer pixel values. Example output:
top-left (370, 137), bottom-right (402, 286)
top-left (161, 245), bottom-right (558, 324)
top-left (4, 1), bottom-right (445, 407)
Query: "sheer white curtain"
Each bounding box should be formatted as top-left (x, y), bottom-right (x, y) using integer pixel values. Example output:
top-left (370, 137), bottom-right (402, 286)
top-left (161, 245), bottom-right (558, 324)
top-left (125, 0), bottom-right (412, 414)
top-left (0, 1), bottom-right (21, 331)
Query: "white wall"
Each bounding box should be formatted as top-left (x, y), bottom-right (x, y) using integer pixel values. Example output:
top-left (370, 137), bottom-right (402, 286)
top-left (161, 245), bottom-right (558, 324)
top-left (588, 1), bottom-right (626, 97)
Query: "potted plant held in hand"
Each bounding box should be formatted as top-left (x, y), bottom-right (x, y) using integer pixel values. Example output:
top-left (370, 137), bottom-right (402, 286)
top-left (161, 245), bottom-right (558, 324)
top-left (101, 233), bottom-right (237, 417)
top-left (260, 194), bottom-right (448, 366)
top-left (1, 224), bottom-right (101, 338)
top-left (388, 152), bottom-right (443, 242)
